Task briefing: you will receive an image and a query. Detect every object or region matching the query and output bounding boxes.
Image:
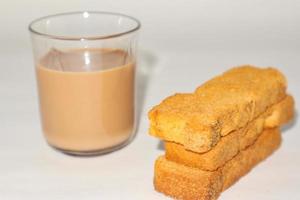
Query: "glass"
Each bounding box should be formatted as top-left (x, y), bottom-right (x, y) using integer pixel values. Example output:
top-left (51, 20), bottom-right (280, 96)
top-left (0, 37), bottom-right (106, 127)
top-left (29, 11), bottom-right (141, 156)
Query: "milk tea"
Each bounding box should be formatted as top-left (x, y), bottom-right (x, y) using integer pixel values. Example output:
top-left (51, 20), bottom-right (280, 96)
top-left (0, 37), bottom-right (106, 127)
top-left (36, 48), bottom-right (135, 153)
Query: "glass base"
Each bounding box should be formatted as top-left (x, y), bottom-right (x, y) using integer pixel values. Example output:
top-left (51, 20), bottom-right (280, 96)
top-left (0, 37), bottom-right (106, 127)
top-left (48, 136), bottom-right (134, 156)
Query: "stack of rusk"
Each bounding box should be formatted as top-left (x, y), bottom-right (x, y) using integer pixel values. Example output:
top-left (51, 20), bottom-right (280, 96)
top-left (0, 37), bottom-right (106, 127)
top-left (148, 66), bottom-right (294, 200)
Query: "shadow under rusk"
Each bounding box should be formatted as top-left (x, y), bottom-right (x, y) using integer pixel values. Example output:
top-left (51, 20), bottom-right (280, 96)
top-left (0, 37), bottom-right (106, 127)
top-left (135, 49), bottom-right (158, 132)
top-left (157, 141), bottom-right (164, 151)
top-left (281, 110), bottom-right (298, 133)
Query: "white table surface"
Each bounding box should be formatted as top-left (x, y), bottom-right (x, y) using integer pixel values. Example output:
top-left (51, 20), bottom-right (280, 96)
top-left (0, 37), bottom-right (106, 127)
top-left (0, 0), bottom-right (300, 199)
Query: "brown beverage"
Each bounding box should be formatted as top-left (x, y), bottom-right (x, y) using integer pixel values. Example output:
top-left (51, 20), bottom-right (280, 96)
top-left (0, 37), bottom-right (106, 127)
top-left (36, 48), bottom-right (135, 154)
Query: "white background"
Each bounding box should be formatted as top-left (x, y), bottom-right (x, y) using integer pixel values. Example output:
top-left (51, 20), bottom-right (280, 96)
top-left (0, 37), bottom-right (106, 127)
top-left (0, 0), bottom-right (299, 199)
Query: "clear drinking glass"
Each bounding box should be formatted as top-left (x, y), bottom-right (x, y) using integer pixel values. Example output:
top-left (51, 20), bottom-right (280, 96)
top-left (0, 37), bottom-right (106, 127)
top-left (29, 11), bottom-right (140, 156)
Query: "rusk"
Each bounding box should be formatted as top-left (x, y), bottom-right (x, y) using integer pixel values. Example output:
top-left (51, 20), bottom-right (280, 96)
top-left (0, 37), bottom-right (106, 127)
top-left (149, 66), bottom-right (286, 152)
top-left (154, 128), bottom-right (281, 200)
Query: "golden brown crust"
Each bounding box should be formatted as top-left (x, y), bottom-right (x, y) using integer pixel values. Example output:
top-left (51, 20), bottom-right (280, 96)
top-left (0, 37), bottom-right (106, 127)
top-left (221, 128), bottom-right (281, 190)
top-left (154, 128), bottom-right (281, 200)
top-left (264, 94), bottom-right (295, 127)
top-left (149, 66), bottom-right (286, 153)
top-left (165, 95), bottom-right (294, 171)
top-left (154, 156), bottom-right (222, 200)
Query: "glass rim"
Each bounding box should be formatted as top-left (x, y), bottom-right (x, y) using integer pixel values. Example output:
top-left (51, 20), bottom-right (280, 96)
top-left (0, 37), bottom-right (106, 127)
top-left (28, 11), bottom-right (141, 41)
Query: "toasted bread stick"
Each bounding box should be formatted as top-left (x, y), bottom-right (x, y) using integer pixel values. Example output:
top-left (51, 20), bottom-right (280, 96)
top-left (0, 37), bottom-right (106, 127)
top-left (149, 66), bottom-right (286, 152)
top-left (154, 128), bottom-right (281, 200)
